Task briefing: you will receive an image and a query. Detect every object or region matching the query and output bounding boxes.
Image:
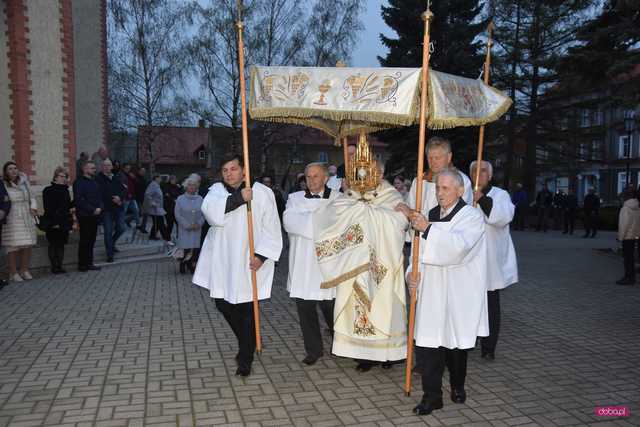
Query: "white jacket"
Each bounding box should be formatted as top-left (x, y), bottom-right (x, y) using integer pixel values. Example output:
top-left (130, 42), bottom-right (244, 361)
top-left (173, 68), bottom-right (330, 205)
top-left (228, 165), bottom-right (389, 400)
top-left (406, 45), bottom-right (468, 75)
top-left (618, 198), bottom-right (640, 241)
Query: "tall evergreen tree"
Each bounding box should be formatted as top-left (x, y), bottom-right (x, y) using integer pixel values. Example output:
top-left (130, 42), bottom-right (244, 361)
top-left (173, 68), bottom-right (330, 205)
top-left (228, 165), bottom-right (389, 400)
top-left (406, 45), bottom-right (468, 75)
top-left (376, 0), bottom-right (487, 178)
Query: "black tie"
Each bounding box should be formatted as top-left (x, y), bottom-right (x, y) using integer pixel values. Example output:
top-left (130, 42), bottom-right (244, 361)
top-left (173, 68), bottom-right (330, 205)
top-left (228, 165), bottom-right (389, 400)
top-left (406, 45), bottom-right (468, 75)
top-left (311, 194), bottom-right (321, 199)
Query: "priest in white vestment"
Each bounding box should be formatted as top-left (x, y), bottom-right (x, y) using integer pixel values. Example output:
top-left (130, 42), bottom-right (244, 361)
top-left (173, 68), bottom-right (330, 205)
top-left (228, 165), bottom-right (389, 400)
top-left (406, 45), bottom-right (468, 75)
top-left (470, 160), bottom-right (518, 360)
top-left (404, 169), bottom-right (489, 416)
top-left (193, 154), bottom-right (282, 377)
top-left (284, 163), bottom-right (339, 366)
top-left (314, 177), bottom-right (409, 372)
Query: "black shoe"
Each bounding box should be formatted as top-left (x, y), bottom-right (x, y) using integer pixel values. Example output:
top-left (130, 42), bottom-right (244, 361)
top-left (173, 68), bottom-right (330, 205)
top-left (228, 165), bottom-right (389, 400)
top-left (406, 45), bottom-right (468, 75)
top-left (87, 265), bottom-right (101, 271)
top-left (78, 266), bottom-right (88, 272)
top-left (107, 257), bottom-right (114, 263)
top-left (235, 362), bottom-right (251, 377)
top-left (149, 236), bottom-right (159, 241)
top-left (302, 355), bottom-right (319, 366)
top-left (582, 234), bottom-right (589, 238)
top-left (412, 398), bottom-right (443, 416)
top-left (481, 351), bottom-right (495, 361)
top-left (450, 387), bottom-right (466, 404)
top-left (0, 280), bottom-right (7, 289)
top-left (113, 247), bottom-right (120, 253)
top-left (616, 277), bottom-right (635, 286)
top-left (137, 227), bottom-right (148, 234)
top-left (355, 362), bottom-right (376, 372)
top-left (58, 268), bottom-right (67, 274)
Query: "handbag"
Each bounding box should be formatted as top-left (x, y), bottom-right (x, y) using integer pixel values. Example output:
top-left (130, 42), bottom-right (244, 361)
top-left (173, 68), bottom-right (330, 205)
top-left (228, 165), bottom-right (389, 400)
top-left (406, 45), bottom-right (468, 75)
top-left (36, 215), bottom-right (52, 231)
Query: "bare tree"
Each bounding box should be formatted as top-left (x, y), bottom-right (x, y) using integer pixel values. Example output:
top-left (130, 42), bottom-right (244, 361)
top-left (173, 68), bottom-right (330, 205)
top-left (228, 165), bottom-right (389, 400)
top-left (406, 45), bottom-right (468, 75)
top-left (108, 0), bottom-right (193, 172)
top-left (303, 0), bottom-right (364, 67)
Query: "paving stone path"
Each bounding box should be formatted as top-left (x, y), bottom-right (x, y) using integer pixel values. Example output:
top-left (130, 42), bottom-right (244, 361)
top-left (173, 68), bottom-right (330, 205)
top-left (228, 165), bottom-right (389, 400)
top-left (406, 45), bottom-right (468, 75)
top-left (0, 231), bottom-right (638, 426)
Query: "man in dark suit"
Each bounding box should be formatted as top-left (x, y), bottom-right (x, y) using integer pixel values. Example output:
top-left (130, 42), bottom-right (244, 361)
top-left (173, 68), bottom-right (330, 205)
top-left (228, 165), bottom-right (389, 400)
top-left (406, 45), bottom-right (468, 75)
top-left (0, 179), bottom-right (11, 288)
top-left (583, 188), bottom-right (600, 238)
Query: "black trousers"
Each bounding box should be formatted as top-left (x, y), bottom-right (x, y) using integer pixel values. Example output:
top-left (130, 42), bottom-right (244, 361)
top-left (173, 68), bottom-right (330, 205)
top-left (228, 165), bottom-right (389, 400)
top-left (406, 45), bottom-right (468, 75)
top-left (564, 210), bottom-right (576, 234)
top-left (416, 346), bottom-right (468, 404)
top-left (214, 299), bottom-right (256, 365)
top-left (46, 229), bottom-right (68, 271)
top-left (513, 206), bottom-right (526, 230)
top-left (165, 212), bottom-right (176, 237)
top-left (536, 207), bottom-right (550, 231)
top-left (584, 212), bottom-right (598, 236)
top-left (481, 290), bottom-right (501, 354)
top-left (622, 239), bottom-right (637, 281)
top-left (78, 216), bottom-right (98, 269)
top-left (150, 215), bottom-right (170, 240)
top-left (295, 298), bottom-right (334, 359)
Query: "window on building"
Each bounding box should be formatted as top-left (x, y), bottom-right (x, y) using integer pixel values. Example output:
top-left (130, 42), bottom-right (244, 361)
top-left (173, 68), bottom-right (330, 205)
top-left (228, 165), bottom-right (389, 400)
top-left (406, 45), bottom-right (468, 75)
top-left (618, 172), bottom-right (628, 195)
top-left (591, 140), bottom-right (601, 160)
top-left (591, 110), bottom-right (603, 126)
top-left (198, 150), bottom-right (206, 160)
top-left (618, 135), bottom-right (631, 159)
top-left (578, 143), bottom-right (587, 161)
top-left (579, 109), bottom-right (590, 128)
top-left (559, 116), bottom-right (569, 130)
top-left (318, 151), bottom-right (328, 163)
top-left (624, 109), bottom-right (635, 120)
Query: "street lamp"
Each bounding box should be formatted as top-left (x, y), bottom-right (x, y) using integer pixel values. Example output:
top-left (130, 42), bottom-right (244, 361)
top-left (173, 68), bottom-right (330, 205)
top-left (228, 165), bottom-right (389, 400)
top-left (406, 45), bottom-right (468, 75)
top-left (625, 112), bottom-right (636, 186)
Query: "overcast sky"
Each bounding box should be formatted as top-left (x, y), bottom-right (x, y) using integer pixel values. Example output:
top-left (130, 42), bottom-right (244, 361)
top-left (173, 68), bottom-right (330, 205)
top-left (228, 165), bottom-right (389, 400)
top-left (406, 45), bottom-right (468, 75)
top-left (350, 0), bottom-right (395, 67)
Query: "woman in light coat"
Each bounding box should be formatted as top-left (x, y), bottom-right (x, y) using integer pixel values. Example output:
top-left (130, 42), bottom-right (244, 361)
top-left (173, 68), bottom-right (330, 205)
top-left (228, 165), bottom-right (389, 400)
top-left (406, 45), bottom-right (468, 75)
top-left (144, 174), bottom-right (170, 242)
top-left (616, 188), bottom-right (640, 286)
top-left (2, 162), bottom-right (38, 282)
top-left (174, 176), bottom-right (204, 273)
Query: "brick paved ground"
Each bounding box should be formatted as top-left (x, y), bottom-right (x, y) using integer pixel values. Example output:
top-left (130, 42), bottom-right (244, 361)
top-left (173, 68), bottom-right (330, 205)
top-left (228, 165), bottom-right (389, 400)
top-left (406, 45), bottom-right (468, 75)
top-left (0, 231), bottom-right (638, 426)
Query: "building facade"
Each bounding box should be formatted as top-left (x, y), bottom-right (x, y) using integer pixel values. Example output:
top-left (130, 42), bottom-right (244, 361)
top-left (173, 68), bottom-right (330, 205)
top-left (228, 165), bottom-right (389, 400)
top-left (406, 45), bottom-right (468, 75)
top-left (0, 0), bottom-right (107, 187)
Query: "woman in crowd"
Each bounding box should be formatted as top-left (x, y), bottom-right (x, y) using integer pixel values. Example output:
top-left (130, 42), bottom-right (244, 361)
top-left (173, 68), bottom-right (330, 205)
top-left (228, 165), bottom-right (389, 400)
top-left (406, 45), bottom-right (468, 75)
top-left (2, 162), bottom-right (38, 282)
top-left (174, 176), bottom-right (204, 274)
top-left (42, 167), bottom-right (74, 274)
top-left (144, 174), bottom-right (171, 243)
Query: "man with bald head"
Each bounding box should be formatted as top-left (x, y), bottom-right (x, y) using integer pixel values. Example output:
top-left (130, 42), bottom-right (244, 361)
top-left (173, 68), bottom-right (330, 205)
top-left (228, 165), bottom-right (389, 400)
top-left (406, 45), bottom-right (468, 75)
top-left (470, 160), bottom-right (518, 361)
top-left (403, 169), bottom-right (489, 416)
top-left (283, 163), bottom-right (339, 365)
top-left (96, 158), bottom-right (127, 262)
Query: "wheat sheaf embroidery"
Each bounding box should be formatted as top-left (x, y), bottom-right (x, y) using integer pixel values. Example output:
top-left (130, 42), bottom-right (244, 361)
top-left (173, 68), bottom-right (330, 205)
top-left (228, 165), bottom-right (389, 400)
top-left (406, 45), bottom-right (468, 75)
top-left (315, 223), bottom-right (364, 260)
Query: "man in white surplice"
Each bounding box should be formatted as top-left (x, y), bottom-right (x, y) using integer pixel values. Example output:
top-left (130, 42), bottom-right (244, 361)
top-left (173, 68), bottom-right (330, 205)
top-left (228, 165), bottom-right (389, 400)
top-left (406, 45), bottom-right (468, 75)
top-left (470, 160), bottom-right (518, 361)
top-left (402, 137), bottom-right (473, 224)
top-left (284, 163), bottom-right (339, 366)
top-left (404, 169), bottom-right (489, 416)
top-left (314, 177), bottom-right (408, 372)
top-left (193, 154), bottom-right (282, 377)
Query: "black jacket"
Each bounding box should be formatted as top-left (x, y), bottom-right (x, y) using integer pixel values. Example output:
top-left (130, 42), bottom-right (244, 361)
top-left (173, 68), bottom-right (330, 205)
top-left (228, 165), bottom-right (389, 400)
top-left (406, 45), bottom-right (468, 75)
top-left (162, 183), bottom-right (182, 214)
top-left (135, 175), bottom-right (149, 204)
top-left (43, 183), bottom-right (73, 232)
top-left (73, 175), bottom-right (103, 217)
top-left (96, 172), bottom-right (126, 212)
top-left (0, 180), bottom-right (10, 225)
top-left (583, 193), bottom-right (600, 214)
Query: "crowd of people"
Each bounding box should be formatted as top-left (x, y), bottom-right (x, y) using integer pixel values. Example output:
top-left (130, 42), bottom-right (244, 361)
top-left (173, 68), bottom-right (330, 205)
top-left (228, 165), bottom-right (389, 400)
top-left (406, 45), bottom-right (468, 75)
top-left (0, 159), bottom-right (214, 288)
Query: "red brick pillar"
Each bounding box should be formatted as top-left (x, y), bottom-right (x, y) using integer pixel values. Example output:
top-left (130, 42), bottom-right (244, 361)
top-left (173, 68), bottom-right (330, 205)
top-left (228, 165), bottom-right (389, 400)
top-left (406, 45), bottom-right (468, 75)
top-left (5, 0), bottom-right (34, 177)
top-left (59, 0), bottom-right (77, 181)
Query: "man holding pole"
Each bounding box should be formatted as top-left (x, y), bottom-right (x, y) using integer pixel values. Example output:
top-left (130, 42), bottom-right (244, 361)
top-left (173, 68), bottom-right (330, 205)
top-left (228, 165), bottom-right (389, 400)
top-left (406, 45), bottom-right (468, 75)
top-left (193, 154), bottom-right (282, 377)
top-left (283, 163), bottom-right (339, 365)
top-left (405, 169), bottom-right (489, 415)
top-left (470, 160), bottom-right (518, 361)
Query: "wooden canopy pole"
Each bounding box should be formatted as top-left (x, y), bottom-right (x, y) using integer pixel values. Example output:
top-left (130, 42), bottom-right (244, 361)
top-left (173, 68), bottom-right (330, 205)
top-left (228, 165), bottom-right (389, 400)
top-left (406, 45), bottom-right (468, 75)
top-left (236, 0), bottom-right (261, 354)
top-left (405, 6), bottom-right (433, 397)
top-left (473, 21), bottom-right (494, 200)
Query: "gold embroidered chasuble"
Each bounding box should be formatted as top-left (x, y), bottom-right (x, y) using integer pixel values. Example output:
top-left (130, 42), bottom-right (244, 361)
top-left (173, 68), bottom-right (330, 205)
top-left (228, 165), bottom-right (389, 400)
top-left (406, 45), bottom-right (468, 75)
top-left (314, 181), bottom-right (409, 361)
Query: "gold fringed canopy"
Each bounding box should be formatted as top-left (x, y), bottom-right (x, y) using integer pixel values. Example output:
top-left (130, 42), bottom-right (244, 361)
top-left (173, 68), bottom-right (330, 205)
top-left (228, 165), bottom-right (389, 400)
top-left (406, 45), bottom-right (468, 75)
top-left (248, 65), bottom-right (512, 143)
